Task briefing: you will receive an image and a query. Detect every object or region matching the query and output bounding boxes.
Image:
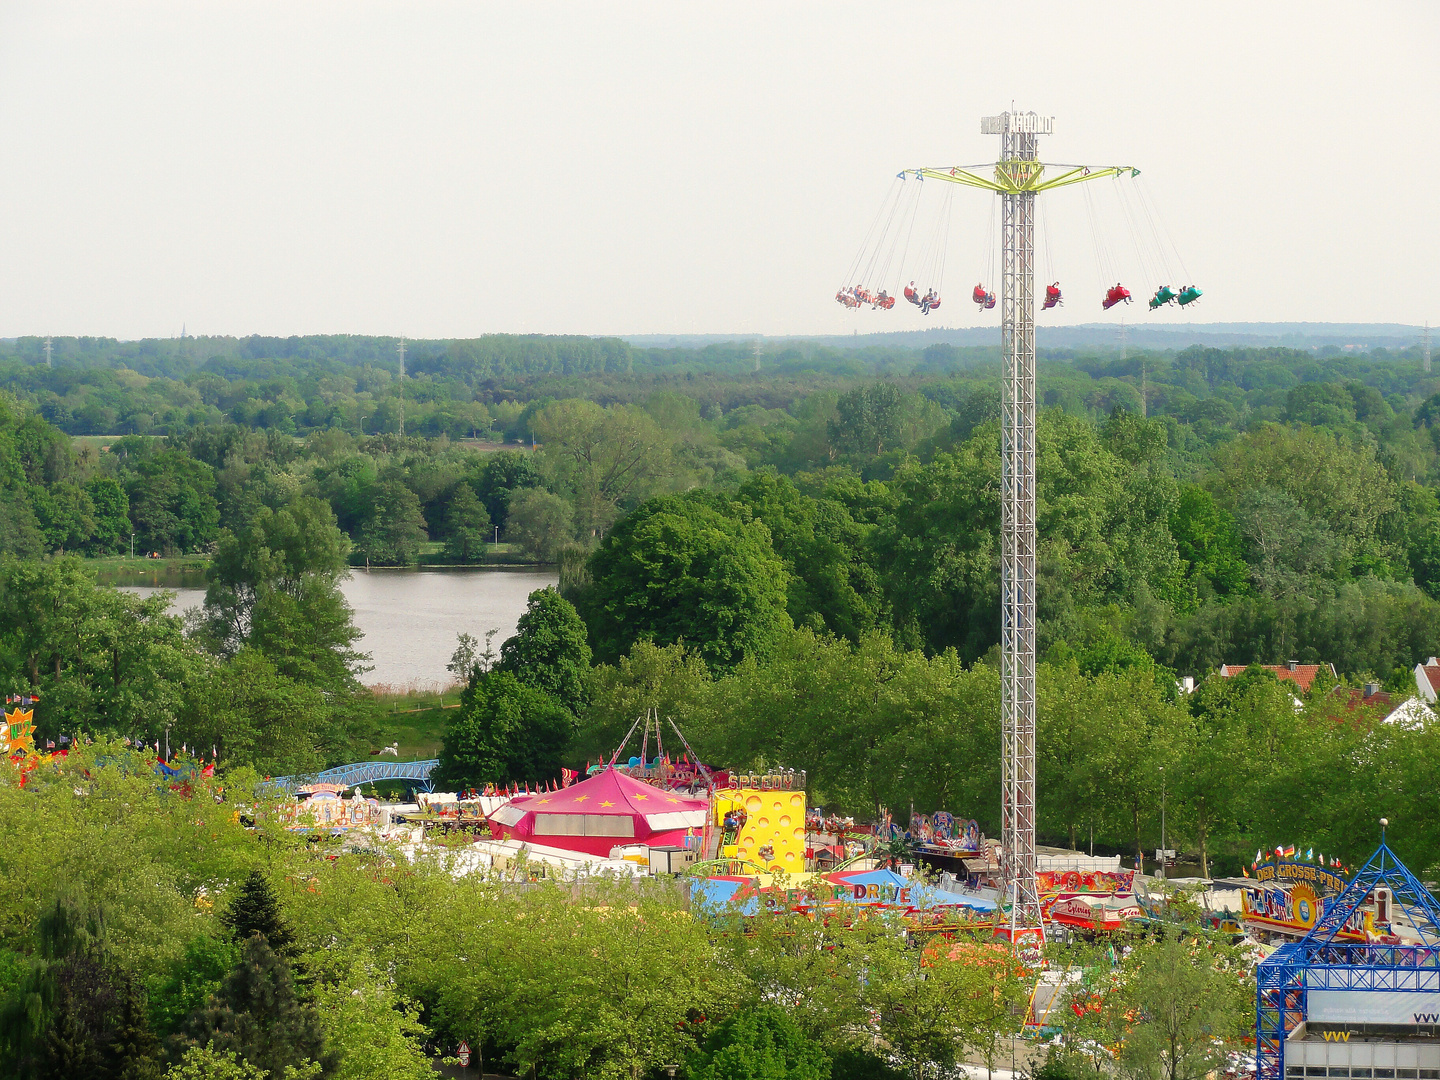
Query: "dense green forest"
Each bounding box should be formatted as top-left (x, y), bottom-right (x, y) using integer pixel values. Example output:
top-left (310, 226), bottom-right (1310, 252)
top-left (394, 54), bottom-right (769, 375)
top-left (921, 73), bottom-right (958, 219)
top-left (3, 332), bottom-right (1440, 682)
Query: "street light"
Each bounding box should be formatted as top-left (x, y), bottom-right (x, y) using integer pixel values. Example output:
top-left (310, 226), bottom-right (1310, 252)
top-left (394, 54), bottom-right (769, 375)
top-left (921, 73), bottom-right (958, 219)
top-left (1159, 765), bottom-right (1167, 888)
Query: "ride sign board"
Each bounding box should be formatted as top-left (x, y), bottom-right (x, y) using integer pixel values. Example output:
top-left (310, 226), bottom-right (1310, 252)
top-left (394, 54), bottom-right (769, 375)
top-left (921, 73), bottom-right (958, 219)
top-left (982, 112), bottom-right (1054, 135)
top-left (457, 1041), bottom-right (470, 1067)
top-left (1310, 990), bottom-right (1440, 1025)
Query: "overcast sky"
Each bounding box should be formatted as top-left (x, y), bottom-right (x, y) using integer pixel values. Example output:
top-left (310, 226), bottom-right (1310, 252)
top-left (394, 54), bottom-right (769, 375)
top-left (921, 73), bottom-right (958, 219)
top-left (1, 2), bottom-right (1436, 340)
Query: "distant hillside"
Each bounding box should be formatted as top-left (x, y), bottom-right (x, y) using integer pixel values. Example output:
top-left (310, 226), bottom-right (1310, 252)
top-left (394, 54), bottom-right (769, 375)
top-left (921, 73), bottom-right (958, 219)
top-left (625, 322), bottom-right (1426, 352)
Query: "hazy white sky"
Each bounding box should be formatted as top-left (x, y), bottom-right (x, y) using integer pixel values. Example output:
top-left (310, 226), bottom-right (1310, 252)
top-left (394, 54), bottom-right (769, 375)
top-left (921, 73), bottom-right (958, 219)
top-left (1, 2), bottom-right (1436, 339)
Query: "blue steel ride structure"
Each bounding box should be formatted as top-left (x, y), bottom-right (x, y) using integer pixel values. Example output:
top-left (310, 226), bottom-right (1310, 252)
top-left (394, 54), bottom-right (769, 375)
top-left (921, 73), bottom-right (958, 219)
top-left (1256, 832), bottom-right (1440, 1080)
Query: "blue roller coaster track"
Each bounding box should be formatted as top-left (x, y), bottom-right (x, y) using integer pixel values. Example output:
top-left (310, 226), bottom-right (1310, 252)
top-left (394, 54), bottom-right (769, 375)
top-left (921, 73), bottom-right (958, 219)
top-left (262, 759), bottom-right (440, 794)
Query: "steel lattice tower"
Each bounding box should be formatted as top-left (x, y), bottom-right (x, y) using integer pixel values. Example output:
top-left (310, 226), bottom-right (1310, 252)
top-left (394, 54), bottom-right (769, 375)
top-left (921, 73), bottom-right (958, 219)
top-left (909, 112), bottom-right (1134, 933)
top-left (993, 111), bottom-right (1043, 930)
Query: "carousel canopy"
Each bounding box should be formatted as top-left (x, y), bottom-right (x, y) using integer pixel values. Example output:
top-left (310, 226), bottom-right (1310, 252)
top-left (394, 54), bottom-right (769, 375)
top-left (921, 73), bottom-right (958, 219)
top-left (488, 767), bottom-right (708, 857)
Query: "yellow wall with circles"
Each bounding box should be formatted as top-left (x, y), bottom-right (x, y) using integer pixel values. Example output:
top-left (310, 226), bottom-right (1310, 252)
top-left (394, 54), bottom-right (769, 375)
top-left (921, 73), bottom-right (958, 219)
top-left (716, 787), bottom-right (807, 873)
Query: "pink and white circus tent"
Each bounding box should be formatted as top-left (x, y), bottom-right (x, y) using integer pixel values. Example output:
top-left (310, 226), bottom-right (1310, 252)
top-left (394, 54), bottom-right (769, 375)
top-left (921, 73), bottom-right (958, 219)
top-left (486, 767), bottom-right (708, 857)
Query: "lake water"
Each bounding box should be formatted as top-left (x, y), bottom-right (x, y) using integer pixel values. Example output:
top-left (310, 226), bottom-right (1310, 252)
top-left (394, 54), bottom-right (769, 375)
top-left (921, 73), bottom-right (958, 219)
top-left (122, 567), bottom-right (559, 690)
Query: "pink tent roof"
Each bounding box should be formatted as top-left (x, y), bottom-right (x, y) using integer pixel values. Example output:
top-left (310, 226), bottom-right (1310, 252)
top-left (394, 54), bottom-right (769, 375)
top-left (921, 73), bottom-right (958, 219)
top-left (489, 768), bottom-right (709, 858)
top-left (510, 768), bottom-right (706, 816)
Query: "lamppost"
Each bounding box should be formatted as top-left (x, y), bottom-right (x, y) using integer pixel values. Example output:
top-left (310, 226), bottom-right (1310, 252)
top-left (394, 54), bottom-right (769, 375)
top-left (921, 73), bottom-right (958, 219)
top-left (1159, 764), bottom-right (1167, 890)
top-left (130, 532), bottom-right (135, 558)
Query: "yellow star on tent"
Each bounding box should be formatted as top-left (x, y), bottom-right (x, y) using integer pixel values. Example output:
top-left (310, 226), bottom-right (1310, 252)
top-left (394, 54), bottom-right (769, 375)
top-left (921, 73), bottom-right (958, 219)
top-left (633, 794), bottom-right (648, 800)
top-left (599, 800), bottom-right (615, 808)
top-left (574, 795), bottom-right (589, 803)
top-left (537, 799), bottom-right (552, 805)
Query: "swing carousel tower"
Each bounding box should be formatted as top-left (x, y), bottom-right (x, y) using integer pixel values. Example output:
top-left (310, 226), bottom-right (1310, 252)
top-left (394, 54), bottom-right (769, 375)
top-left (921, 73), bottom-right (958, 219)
top-left (912, 112), bottom-right (1135, 930)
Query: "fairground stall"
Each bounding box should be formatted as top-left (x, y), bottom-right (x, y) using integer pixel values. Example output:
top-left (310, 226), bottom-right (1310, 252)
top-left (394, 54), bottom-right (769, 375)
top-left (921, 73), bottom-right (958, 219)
top-left (1257, 831), bottom-right (1440, 1080)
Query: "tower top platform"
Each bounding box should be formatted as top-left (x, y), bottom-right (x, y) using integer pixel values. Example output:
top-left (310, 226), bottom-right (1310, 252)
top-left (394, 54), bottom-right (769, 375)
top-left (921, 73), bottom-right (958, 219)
top-left (982, 112), bottom-right (1054, 136)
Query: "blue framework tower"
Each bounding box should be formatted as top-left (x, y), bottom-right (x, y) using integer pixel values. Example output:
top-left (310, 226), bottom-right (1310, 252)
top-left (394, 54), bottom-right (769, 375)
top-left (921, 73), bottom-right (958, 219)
top-left (1256, 833), bottom-right (1440, 1080)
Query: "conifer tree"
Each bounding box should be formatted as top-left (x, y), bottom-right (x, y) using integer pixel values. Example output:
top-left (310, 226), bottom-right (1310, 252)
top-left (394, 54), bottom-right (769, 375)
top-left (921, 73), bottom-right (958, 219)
top-left (40, 986), bottom-right (104, 1080)
top-left (221, 871), bottom-right (295, 956)
top-left (105, 979), bottom-right (162, 1080)
top-left (179, 934), bottom-right (329, 1078)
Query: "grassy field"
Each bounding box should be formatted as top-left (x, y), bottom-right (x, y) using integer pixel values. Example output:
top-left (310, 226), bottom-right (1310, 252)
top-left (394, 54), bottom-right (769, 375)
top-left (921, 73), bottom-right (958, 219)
top-left (87, 554), bottom-right (210, 586)
top-left (367, 687), bottom-right (462, 759)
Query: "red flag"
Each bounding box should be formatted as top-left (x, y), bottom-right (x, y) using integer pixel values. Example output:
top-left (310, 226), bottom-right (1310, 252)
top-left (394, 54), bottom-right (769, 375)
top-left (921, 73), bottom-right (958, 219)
top-left (202, 762), bottom-right (215, 777)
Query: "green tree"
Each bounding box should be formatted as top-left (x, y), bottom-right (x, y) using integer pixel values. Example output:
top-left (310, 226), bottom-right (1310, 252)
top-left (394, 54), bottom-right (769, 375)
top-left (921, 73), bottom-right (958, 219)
top-left (442, 484), bottom-right (490, 562)
top-left (1099, 932), bottom-right (1251, 1080)
top-left (532, 399), bottom-right (670, 536)
top-left (435, 670), bottom-right (574, 789)
top-left (0, 897), bottom-right (114, 1080)
top-left (164, 1043), bottom-right (270, 1080)
top-left (1169, 486), bottom-right (1249, 599)
top-left (829, 382), bottom-right (905, 458)
top-left (354, 478), bottom-right (427, 566)
top-left (687, 1006), bottom-right (831, 1080)
top-left (497, 587), bottom-right (592, 713)
top-left (503, 487), bottom-right (573, 563)
top-left (175, 651), bottom-right (332, 775)
top-left (201, 498), bottom-right (352, 652)
top-left (107, 978), bottom-right (164, 1080)
top-left (221, 873), bottom-right (295, 958)
top-left (734, 471), bottom-right (886, 641)
top-left (178, 935), bottom-right (328, 1080)
top-left (312, 960), bottom-right (432, 1080)
top-left (84, 477), bottom-right (132, 555)
top-left (575, 492), bottom-right (792, 669)
top-left (126, 448), bottom-right (221, 555)
top-left (0, 558), bottom-right (197, 743)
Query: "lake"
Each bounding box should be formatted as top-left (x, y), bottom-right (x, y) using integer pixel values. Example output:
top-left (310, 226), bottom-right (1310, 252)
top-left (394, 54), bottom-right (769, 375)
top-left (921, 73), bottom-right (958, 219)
top-left (122, 567), bottom-right (560, 690)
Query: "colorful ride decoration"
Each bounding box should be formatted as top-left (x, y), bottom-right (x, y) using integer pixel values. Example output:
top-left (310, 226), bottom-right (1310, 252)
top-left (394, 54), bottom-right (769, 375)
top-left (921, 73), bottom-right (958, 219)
top-left (1241, 858), bottom-right (1379, 941)
top-left (487, 766), bottom-right (709, 859)
top-left (3, 707), bottom-right (36, 757)
top-left (275, 789), bottom-right (382, 831)
top-left (692, 866), bottom-right (996, 921)
top-left (1036, 869), bottom-right (1140, 931)
top-left (909, 811), bottom-right (983, 856)
top-left (1255, 836), bottom-right (1440, 1080)
top-left (713, 783), bottom-right (808, 875)
top-left (3, 707), bottom-right (55, 788)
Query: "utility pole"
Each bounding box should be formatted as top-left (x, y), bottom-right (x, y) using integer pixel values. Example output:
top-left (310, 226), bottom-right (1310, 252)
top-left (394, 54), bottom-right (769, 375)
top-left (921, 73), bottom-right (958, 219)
top-left (396, 338), bottom-right (406, 437)
top-left (1424, 323), bottom-right (1432, 375)
top-left (43, 337), bottom-right (52, 369)
top-left (751, 339), bottom-right (762, 373)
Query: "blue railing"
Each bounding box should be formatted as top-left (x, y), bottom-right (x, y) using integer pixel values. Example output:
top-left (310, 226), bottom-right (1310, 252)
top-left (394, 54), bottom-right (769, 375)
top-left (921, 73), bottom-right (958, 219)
top-left (263, 758), bottom-right (440, 794)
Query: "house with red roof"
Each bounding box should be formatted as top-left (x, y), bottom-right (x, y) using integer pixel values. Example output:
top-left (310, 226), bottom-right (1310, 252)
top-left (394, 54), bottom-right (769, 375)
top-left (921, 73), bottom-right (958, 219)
top-left (1216, 661), bottom-right (1336, 694)
top-left (1414, 658), bottom-right (1440, 703)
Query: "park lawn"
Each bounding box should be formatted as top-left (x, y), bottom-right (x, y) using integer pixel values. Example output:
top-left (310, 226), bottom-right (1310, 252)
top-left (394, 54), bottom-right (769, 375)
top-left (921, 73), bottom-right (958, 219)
top-left (368, 688), bottom-right (461, 759)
